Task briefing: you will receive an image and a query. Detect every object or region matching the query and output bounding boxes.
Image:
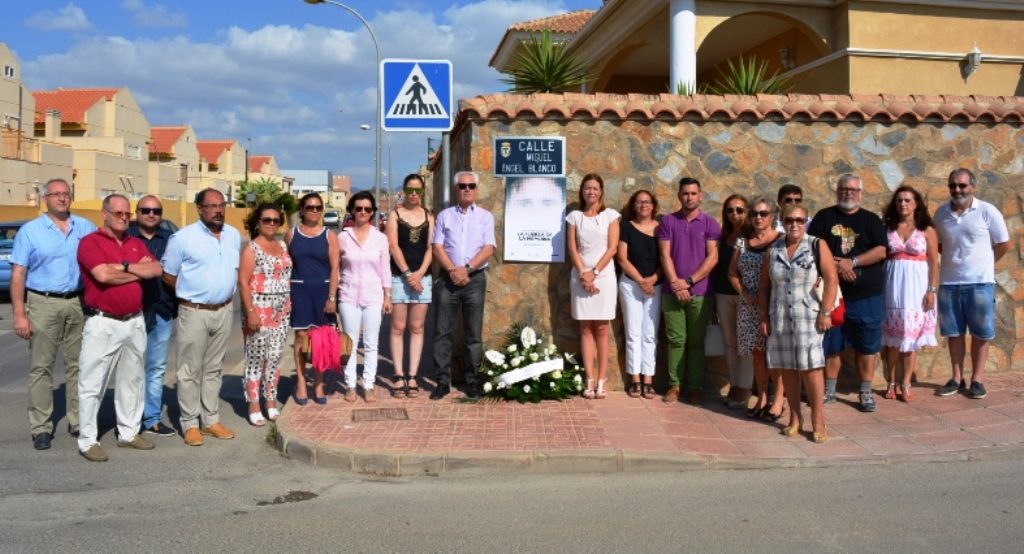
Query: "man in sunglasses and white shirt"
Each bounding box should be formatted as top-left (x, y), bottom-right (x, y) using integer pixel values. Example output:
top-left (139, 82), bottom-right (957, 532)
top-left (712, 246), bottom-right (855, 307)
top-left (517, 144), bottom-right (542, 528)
top-left (127, 195), bottom-right (179, 436)
top-left (774, 184), bottom-right (811, 232)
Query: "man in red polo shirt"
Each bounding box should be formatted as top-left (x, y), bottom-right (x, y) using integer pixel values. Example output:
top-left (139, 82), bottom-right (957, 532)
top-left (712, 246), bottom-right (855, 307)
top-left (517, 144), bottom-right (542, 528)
top-left (75, 194), bottom-right (163, 462)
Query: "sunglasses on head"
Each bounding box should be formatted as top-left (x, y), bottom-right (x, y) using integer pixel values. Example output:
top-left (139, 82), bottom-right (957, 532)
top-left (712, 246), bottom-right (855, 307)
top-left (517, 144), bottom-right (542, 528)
top-left (457, 182), bottom-right (477, 190)
top-left (260, 217), bottom-right (282, 225)
top-left (352, 206), bottom-right (374, 214)
top-left (138, 207), bottom-right (163, 216)
top-left (303, 204), bottom-right (324, 212)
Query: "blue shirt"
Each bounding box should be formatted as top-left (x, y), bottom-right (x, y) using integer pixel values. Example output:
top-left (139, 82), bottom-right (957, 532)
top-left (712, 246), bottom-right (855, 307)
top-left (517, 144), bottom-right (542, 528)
top-left (11, 213), bottom-right (96, 293)
top-left (127, 225), bottom-right (178, 328)
top-left (161, 221), bottom-right (241, 304)
top-left (432, 203), bottom-right (496, 268)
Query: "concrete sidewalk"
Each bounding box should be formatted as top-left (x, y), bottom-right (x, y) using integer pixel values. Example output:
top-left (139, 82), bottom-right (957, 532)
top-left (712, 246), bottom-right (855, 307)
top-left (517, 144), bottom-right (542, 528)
top-left (271, 372), bottom-right (1024, 477)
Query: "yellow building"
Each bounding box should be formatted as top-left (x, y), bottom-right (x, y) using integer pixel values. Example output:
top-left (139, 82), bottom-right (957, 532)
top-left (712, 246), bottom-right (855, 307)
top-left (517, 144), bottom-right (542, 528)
top-left (0, 43), bottom-right (73, 205)
top-left (149, 125), bottom-right (199, 201)
top-left (195, 139), bottom-right (245, 201)
top-left (492, 0), bottom-right (1024, 96)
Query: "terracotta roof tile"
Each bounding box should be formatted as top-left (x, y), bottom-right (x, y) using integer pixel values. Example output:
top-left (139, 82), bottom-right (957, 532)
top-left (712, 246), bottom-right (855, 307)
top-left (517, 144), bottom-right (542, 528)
top-left (248, 155), bottom-right (272, 173)
top-left (32, 87), bottom-right (119, 124)
top-left (150, 126), bottom-right (187, 154)
top-left (458, 93), bottom-right (1024, 129)
top-left (197, 140), bottom-right (235, 164)
top-left (508, 10), bottom-right (595, 34)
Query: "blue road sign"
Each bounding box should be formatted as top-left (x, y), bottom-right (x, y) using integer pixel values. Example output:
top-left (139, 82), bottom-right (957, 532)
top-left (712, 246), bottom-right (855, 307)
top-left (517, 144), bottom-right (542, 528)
top-left (380, 59), bottom-right (453, 132)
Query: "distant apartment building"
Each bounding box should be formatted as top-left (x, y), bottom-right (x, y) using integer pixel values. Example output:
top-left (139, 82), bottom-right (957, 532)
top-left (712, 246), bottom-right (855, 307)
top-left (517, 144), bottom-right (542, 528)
top-left (330, 174), bottom-right (350, 209)
top-left (196, 139), bottom-right (245, 201)
top-left (148, 125), bottom-right (198, 200)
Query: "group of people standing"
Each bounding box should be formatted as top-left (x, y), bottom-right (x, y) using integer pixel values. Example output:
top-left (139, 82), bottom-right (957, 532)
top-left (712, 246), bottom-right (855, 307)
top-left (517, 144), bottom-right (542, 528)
top-left (567, 168), bottom-right (1008, 444)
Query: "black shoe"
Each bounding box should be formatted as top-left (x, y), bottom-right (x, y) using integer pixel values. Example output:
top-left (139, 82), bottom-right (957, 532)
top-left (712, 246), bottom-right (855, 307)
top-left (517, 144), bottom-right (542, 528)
top-left (144, 422), bottom-right (177, 437)
top-left (968, 381), bottom-right (987, 399)
top-left (32, 433), bottom-right (53, 450)
top-left (936, 379), bottom-right (961, 397)
top-left (67, 424), bottom-right (79, 437)
top-left (430, 383), bottom-right (451, 400)
top-left (465, 384), bottom-right (481, 400)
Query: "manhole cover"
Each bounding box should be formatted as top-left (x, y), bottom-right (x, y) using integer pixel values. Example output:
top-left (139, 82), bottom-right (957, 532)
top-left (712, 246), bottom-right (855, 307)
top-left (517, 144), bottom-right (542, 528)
top-left (352, 408), bottom-right (409, 422)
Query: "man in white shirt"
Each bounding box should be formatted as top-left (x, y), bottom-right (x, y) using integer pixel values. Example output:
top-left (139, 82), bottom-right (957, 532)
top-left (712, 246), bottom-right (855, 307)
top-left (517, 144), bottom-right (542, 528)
top-left (933, 168), bottom-right (1009, 399)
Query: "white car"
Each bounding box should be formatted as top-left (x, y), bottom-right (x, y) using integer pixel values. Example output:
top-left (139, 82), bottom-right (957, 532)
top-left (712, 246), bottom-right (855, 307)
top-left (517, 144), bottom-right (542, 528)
top-left (323, 210), bottom-right (340, 227)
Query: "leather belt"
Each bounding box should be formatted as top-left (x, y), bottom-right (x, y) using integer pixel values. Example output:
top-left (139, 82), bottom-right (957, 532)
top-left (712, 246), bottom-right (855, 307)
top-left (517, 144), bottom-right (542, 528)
top-left (178, 299), bottom-right (231, 311)
top-left (85, 308), bottom-right (141, 321)
top-left (27, 288), bottom-right (81, 299)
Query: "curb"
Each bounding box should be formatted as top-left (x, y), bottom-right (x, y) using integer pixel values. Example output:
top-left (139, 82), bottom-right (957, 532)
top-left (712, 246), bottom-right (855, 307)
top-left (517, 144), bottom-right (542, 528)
top-left (272, 412), bottom-right (1024, 478)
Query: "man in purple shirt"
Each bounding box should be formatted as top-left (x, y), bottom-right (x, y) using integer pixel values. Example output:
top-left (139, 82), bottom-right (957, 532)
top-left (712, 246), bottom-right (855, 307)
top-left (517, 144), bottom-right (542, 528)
top-left (430, 171), bottom-right (497, 400)
top-left (658, 176), bottom-right (721, 404)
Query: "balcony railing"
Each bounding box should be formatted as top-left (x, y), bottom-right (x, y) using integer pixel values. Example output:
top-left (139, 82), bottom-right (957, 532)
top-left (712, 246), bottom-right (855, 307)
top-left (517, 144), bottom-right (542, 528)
top-left (0, 129), bottom-right (41, 163)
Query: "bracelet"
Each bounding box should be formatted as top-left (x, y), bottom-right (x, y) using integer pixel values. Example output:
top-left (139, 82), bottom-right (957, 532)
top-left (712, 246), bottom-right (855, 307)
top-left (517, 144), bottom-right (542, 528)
top-left (851, 256), bottom-right (859, 268)
top-left (402, 270), bottom-right (412, 278)
top-left (927, 286), bottom-right (938, 293)
top-left (328, 296), bottom-right (336, 302)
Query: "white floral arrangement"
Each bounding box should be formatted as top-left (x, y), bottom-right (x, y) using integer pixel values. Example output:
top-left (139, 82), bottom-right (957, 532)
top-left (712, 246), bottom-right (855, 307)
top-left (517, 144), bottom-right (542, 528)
top-left (480, 323), bottom-right (584, 403)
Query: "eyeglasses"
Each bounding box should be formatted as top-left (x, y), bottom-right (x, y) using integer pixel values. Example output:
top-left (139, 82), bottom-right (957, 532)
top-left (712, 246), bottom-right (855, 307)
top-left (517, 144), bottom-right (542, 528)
top-left (200, 202), bottom-right (228, 210)
top-left (260, 217), bottom-right (283, 226)
top-left (725, 207), bottom-right (745, 215)
top-left (634, 200), bottom-right (653, 206)
top-left (352, 206), bottom-right (374, 214)
top-left (837, 188), bottom-right (862, 195)
top-left (948, 183), bottom-right (970, 190)
top-left (783, 217), bottom-right (807, 225)
top-left (105, 210), bottom-right (131, 220)
top-left (137, 207), bottom-right (163, 216)
top-left (457, 183), bottom-right (477, 190)
top-left (751, 210), bottom-right (771, 218)
top-left (782, 197), bottom-right (802, 204)
top-left (403, 187), bottom-right (422, 195)
top-left (45, 192), bottom-right (71, 199)
top-left (303, 204), bottom-right (324, 212)
top-left (895, 198), bottom-right (914, 204)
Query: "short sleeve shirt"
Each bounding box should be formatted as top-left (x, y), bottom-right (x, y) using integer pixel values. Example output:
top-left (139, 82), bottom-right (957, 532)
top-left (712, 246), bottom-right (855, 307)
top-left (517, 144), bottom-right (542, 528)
top-left (807, 206), bottom-right (888, 301)
top-left (619, 219), bottom-right (661, 283)
top-left (656, 210), bottom-right (722, 296)
top-left (161, 221), bottom-right (241, 304)
top-left (77, 230), bottom-right (152, 316)
top-left (933, 198), bottom-right (1009, 285)
top-left (432, 204), bottom-right (496, 268)
top-left (11, 214), bottom-right (96, 293)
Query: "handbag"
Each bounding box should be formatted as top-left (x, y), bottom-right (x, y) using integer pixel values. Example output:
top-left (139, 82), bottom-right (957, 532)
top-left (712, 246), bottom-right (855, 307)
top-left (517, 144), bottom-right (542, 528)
top-left (810, 238), bottom-right (845, 326)
top-left (302, 314), bottom-right (354, 373)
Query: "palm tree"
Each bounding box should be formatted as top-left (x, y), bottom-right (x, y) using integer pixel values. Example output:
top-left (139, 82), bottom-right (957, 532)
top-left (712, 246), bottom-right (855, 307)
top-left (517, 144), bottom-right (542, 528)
top-left (501, 30), bottom-right (591, 94)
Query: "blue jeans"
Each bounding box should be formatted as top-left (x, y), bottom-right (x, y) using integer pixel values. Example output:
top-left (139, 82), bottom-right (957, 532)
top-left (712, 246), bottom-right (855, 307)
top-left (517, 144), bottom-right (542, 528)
top-left (938, 283), bottom-right (996, 340)
top-left (142, 314), bottom-right (174, 428)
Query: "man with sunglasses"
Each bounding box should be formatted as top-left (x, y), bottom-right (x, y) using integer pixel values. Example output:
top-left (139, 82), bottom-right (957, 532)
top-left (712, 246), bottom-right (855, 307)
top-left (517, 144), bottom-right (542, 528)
top-left (127, 195), bottom-right (178, 436)
top-left (162, 188), bottom-right (241, 445)
top-left (933, 168), bottom-right (1009, 399)
top-left (76, 194), bottom-right (163, 461)
top-left (11, 178), bottom-right (96, 450)
top-left (807, 174), bottom-right (888, 411)
top-left (430, 171), bottom-right (496, 400)
top-left (774, 184), bottom-right (811, 232)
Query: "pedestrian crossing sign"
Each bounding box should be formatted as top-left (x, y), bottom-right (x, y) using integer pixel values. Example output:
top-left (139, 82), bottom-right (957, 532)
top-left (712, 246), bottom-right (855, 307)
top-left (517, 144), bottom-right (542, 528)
top-left (380, 59), bottom-right (453, 132)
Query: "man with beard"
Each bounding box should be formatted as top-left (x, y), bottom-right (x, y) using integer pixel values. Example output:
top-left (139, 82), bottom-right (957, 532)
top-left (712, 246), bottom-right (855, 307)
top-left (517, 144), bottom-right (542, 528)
top-left (127, 195), bottom-right (178, 436)
top-left (161, 188), bottom-right (241, 446)
top-left (808, 174), bottom-right (888, 412)
top-left (76, 194), bottom-right (163, 461)
top-left (933, 168), bottom-right (1009, 399)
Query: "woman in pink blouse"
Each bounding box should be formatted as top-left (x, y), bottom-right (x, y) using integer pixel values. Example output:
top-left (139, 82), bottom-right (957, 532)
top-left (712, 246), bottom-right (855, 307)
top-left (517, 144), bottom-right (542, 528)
top-left (338, 191), bottom-right (393, 402)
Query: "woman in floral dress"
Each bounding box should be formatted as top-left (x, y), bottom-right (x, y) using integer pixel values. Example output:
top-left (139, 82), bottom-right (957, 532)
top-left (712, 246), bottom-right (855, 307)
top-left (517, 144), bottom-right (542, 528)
top-left (881, 186), bottom-right (938, 402)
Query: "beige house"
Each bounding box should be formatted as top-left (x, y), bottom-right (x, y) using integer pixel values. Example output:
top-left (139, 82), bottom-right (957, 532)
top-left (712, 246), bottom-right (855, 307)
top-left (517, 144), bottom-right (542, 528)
top-left (248, 154), bottom-right (283, 184)
top-left (148, 125), bottom-right (199, 201)
top-left (492, 0), bottom-right (1024, 96)
top-left (33, 86), bottom-right (153, 201)
top-left (329, 174), bottom-right (350, 209)
top-left (0, 43), bottom-right (72, 206)
top-left (195, 139), bottom-right (245, 200)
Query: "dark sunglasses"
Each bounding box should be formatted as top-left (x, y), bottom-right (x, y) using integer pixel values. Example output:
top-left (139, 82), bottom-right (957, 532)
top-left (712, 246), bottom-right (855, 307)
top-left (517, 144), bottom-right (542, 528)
top-left (948, 183), bottom-right (969, 190)
top-left (457, 183), bottom-right (477, 190)
top-left (303, 205), bottom-right (324, 212)
top-left (783, 217), bottom-right (807, 225)
top-left (260, 217), bottom-right (283, 225)
top-left (725, 207), bottom-right (745, 215)
top-left (137, 207), bottom-right (163, 216)
top-left (352, 206), bottom-right (375, 214)
top-left (751, 210), bottom-right (771, 218)
top-left (782, 197), bottom-right (802, 204)
top-left (403, 187), bottom-right (422, 195)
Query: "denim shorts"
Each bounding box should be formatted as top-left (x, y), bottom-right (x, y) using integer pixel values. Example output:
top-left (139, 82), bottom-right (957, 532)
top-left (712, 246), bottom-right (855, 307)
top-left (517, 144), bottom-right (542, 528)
top-left (823, 294), bottom-right (883, 356)
top-left (391, 274), bottom-right (432, 304)
top-left (938, 283), bottom-right (995, 340)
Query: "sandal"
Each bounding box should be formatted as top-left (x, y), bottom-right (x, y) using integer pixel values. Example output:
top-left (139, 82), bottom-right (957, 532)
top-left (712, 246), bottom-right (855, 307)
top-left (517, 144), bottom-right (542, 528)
top-left (899, 383), bottom-right (914, 403)
top-left (627, 382), bottom-right (641, 398)
top-left (642, 383), bottom-right (655, 399)
top-left (406, 377), bottom-right (420, 399)
top-left (266, 405), bottom-right (280, 422)
top-left (582, 379), bottom-right (596, 399)
top-left (595, 379), bottom-right (607, 400)
top-left (884, 382), bottom-right (897, 400)
top-left (248, 411), bottom-right (266, 427)
top-left (393, 377), bottom-right (408, 399)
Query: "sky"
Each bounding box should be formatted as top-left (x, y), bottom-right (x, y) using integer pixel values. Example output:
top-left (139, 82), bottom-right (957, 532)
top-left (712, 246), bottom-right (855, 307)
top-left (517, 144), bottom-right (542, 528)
top-left (3, 0), bottom-right (598, 190)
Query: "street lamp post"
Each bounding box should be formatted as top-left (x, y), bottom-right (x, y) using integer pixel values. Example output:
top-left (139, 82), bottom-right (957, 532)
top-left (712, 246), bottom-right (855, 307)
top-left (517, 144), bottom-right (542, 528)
top-left (304, 0), bottom-right (382, 223)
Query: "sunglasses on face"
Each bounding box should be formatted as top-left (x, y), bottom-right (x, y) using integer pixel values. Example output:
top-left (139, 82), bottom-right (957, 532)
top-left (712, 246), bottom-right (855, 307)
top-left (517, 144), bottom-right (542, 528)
top-left (725, 207), bottom-right (745, 215)
top-left (303, 205), bottom-right (324, 212)
top-left (896, 198), bottom-right (914, 204)
top-left (352, 206), bottom-right (374, 214)
top-left (457, 182), bottom-right (477, 190)
top-left (260, 217), bottom-right (283, 226)
top-left (948, 183), bottom-right (970, 191)
top-left (138, 207), bottom-right (163, 216)
top-left (106, 210), bottom-right (131, 219)
top-left (783, 217), bottom-right (807, 225)
top-left (782, 197), bottom-right (802, 204)
top-left (751, 210), bottom-right (771, 218)
top-left (403, 187), bottom-right (422, 195)
top-left (837, 188), bottom-right (862, 195)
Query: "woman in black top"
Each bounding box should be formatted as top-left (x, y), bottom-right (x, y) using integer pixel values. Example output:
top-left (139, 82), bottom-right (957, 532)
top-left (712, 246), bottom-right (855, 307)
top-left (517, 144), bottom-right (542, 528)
top-left (616, 190), bottom-right (662, 399)
top-left (714, 194), bottom-right (748, 409)
top-left (385, 174), bottom-right (434, 398)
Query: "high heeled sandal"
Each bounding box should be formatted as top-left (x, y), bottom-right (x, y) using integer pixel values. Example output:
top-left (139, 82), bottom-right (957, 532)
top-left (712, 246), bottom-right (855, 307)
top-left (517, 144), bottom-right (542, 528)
top-left (247, 411), bottom-right (266, 427)
top-left (582, 379), bottom-right (596, 399)
top-left (899, 383), bottom-right (913, 403)
top-left (762, 405), bottom-right (784, 422)
top-left (627, 382), bottom-right (641, 398)
top-left (393, 376), bottom-right (408, 398)
top-left (595, 379), bottom-right (607, 399)
top-left (406, 377), bottom-right (420, 399)
top-left (642, 383), bottom-right (655, 399)
top-left (884, 382), bottom-right (897, 400)
top-left (266, 406), bottom-right (280, 422)
top-left (781, 420), bottom-right (804, 437)
top-left (812, 427), bottom-right (829, 443)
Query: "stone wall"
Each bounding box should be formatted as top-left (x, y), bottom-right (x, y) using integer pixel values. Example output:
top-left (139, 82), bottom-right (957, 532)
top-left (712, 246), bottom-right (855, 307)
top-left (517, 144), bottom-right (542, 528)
top-left (436, 93), bottom-right (1024, 390)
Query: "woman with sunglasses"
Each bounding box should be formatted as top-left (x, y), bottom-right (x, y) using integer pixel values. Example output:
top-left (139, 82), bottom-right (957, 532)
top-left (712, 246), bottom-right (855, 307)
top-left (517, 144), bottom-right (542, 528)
top-left (712, 194), bottom-right (748, 409)
top-left (759, 204), bottom-right (838, 443)
top-left (285, 193), bottom-right (340, 405)
top-left (880, 186), bottom-right (938, 402)
top-left (338, 191), bottom-right (392, 402)
top-left (728, 197), bottom-right (784, 420)
top-left (616, 190), bottom-right (661, 399)
top-left (386, 174), bottom-right (434, 398)
top-left (238, 204), bottom-right (293, 426)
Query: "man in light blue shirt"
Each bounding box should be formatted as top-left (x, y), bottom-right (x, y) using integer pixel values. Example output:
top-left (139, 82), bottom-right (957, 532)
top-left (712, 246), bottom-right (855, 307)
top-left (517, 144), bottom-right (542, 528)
top-left (10, 178), bottom-right (96, 450)
top-left (161, 188), bottom-right (240, 446)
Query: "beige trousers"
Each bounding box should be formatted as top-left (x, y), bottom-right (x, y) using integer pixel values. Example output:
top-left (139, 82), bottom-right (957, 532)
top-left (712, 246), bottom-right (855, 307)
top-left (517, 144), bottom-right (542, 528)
top-left (174, 304), bottom-right (232, 430)
top-left (77, 314), bottom-right (146, 451)
top-left (27, 293), bottom-right (84, 436)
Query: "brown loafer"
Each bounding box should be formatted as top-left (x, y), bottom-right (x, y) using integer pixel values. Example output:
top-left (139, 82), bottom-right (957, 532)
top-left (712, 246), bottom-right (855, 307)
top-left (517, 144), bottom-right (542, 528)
top-left (663, 385), bottom-right (680, 403)
top-left (199, 422), bottom-right (235, 440)
top-left (183, 427), bottom-right (203, 446)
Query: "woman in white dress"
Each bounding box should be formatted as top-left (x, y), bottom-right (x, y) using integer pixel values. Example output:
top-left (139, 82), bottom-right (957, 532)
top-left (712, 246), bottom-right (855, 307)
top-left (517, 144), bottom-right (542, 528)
top-left (566, 173), bottom-right (620, 399)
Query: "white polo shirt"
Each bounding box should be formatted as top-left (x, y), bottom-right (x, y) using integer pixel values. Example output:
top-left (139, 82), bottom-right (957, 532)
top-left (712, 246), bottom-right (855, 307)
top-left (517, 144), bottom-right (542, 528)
top-left (934, 198), bottom-right (1009, 285)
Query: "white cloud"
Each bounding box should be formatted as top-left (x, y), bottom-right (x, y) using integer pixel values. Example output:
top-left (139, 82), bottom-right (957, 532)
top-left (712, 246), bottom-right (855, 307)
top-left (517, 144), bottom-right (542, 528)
top-left (121, 0), bottom-right (189, 28)
top-left (24, 3), bottom-right (94, 33)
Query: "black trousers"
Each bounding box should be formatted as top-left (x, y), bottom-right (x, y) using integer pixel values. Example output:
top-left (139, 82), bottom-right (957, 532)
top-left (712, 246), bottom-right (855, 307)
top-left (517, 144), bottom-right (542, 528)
top-left (432, 271), bottom-right (486, 387)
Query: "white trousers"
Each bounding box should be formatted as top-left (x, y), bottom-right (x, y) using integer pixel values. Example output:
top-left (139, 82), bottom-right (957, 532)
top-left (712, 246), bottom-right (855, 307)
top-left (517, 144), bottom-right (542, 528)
top-left (618, 276), bottom-right (662, 376)
top-left (339, 303), bottom-right (383, 390)
top-left (77, 314), bottom-right (146, 451)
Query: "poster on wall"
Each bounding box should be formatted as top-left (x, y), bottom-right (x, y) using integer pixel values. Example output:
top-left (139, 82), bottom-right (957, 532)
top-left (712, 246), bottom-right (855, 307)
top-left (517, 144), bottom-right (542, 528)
top-left (503, 176), bottom-right (567, 263)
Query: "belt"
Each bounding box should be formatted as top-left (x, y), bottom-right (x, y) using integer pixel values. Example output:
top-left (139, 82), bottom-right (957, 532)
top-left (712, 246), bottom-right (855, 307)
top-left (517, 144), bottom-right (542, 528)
top-left (85, 308), bottom-right (141, 321)
top-left (27, 288), bottom-right (81, 299)
top-left (178, 299), bottom-right (231, 311)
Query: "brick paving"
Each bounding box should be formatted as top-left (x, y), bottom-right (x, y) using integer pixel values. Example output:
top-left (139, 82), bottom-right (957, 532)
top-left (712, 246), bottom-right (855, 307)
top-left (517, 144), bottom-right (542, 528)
top-left (275, 372), bottom-right (1024, 476)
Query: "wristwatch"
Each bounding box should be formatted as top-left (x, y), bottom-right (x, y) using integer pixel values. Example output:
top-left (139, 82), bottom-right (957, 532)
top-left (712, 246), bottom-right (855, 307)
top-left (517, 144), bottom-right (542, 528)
top-left (927, 286), bottom-right (938, 293)
top-left (684, 276), bottom-right (694, 287)
top-left (465, 263), bottom-right (474, 272)
top-left (122, 261), bottom-right (130, 272)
